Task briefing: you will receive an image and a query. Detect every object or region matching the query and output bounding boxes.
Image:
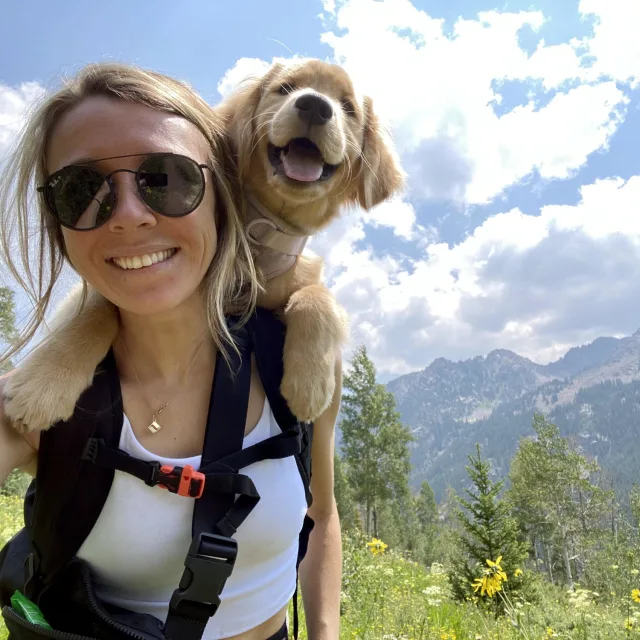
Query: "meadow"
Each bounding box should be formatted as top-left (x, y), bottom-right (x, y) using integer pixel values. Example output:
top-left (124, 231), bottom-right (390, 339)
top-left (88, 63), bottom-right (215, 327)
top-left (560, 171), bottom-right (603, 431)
top-left (1, 495), bottom-right (639, 639)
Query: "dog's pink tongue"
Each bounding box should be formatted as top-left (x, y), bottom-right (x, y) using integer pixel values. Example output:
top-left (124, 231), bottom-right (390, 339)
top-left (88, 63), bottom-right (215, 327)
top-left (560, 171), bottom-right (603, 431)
top-left (282, 140), bottom-right (324, 182)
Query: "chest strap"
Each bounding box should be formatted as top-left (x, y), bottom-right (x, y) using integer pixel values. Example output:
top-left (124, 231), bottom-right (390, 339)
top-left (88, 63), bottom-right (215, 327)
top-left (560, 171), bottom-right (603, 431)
top-left (79, 419), bottom-right (305, 639)
top-left (81, 421), bottom-right (304, 537)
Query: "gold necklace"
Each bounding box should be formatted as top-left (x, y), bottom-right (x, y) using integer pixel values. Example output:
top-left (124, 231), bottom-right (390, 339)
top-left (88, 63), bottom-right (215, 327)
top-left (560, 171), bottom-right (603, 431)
top-left (120, 335), bottom-right (208, 434)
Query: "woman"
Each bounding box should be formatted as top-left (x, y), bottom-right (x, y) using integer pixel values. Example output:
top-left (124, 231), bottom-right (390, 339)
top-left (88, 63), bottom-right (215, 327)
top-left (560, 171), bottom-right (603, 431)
top-left (0, 63), bottom-right (342, 640)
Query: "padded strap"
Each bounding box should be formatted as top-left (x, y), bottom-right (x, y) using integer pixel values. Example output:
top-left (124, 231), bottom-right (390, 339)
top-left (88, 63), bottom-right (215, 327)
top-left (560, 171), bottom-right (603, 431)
top-left (165, 323), bottom-right (252, 640)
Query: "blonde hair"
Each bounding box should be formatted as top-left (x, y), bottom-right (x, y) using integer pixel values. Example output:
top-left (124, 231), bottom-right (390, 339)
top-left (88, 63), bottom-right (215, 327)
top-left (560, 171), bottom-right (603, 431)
top-left (0, 62), bottom-right (260, 366)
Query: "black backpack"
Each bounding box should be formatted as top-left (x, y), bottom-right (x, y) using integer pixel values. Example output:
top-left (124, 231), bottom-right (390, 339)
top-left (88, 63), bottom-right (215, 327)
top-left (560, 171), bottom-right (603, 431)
top-left (0, 307), bottom-right (315, 640)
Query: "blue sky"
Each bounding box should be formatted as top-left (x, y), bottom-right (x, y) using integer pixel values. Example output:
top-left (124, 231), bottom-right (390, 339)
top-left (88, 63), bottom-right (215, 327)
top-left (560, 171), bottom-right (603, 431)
top-left (2, 0), bottom-right (640, 379)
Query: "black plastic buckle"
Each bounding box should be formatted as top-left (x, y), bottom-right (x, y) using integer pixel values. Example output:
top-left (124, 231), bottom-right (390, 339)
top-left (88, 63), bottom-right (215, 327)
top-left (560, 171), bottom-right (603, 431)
top-left (81, 437), bottom-right (101, 463)
top-left (168, 533), bottom-right (238, 619)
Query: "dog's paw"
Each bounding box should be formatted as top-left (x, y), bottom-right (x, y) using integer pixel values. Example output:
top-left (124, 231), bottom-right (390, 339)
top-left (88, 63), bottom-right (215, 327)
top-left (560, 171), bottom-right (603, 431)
top-left (280, 351), bottom-right (335, 422)
top-left (3, 370), bottom-right (81, 434)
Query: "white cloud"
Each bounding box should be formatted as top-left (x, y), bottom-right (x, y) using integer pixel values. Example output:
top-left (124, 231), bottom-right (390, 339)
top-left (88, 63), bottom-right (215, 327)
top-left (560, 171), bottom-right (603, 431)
top-left (206, 0), bottom-right (640, 376)
top-left (579, 0), bottom-right (640, 88)
top-left (323, 173), bottom-right (640, 375)
top-left (216, 57), bottom-right (273, 99)
top-left (365, 197), bottom-right (419, 240)
top-left (0, 81), bottom-right (45, 159)
top-left (320, 0), bottom-right (637, 206)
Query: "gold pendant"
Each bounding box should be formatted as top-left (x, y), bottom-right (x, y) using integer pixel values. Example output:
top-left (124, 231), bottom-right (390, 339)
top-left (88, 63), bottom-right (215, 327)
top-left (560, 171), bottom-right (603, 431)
top-left (148, 420), bottom-right (162, 434)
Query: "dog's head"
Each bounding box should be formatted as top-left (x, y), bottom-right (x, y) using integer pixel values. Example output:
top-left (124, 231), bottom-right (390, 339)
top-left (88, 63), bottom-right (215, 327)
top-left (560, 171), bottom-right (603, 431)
top-left (221, 59), bottom-right (404, 232)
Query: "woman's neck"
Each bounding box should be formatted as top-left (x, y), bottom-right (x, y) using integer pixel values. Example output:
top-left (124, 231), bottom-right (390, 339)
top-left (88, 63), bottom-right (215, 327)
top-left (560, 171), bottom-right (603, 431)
top-left (112, 293), bottom-right (216, 387)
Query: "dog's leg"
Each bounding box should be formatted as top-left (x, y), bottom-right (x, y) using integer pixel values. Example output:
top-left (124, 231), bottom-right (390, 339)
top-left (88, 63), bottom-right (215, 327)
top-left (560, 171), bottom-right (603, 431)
top-left (280, 283), bottom-right (349, 422)
top-left (3, 284), bottom-right (118, 433)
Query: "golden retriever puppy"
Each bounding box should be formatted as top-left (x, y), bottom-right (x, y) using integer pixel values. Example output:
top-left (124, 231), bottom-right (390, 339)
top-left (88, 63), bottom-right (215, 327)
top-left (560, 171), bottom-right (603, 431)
top-left (4, 58), bottom-right (404, 433)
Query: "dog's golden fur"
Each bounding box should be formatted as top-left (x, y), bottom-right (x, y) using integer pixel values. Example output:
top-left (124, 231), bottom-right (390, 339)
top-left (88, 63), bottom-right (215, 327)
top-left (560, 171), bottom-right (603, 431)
top-left (3, 58), bottom-right (404, 432)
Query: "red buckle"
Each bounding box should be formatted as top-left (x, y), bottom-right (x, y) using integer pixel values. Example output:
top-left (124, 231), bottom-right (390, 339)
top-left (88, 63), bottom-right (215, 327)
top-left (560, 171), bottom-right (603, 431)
top-left (157, 464), bottom-right (206, 498)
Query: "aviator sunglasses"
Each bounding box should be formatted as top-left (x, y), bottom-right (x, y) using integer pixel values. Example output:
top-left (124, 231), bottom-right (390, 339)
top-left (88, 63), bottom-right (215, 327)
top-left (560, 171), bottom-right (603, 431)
top-left (38, 152), bottom-right (213, 231)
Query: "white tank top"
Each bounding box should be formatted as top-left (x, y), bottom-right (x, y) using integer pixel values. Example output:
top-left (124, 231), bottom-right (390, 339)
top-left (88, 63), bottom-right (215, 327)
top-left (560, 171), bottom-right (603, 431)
top-left (76, 396), bottom-right (308, 639)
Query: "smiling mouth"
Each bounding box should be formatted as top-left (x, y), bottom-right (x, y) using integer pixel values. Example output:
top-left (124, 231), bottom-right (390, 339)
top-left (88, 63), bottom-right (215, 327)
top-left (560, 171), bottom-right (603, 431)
top-left (109, 248), bottom-right (178, 270)
top-left (268, 138), bottom-right (339, 183)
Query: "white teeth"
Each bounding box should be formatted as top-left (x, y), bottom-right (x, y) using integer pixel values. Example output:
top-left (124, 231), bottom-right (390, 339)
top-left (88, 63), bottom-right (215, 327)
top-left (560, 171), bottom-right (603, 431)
top-left (112, 249), bottom-right (176, 270)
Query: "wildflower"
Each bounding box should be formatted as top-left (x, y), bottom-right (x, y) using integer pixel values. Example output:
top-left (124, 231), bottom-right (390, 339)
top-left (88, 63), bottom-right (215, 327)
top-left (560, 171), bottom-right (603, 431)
top-left (632, 589), bottom-right (640, 604)
top-left (625, 618), bottom-right (634, 630)
top-left (366, 537), bottom-right (388, 555)
top-left (472, 574), bottom-right (503, 597)
top-left (471, 556), bottom-right (508, 598)
top-left (514, 568), bottom-right (523, 577)
top-left (486, 556), bottom-right (508, 583)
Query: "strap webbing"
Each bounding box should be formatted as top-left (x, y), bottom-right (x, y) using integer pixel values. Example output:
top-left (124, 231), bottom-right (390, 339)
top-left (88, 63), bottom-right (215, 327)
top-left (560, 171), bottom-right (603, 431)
top-left (164, 324), bottom-right (252, 640)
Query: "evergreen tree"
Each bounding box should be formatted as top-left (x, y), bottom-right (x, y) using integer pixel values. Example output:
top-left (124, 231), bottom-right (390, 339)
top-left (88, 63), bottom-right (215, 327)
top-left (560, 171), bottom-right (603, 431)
top-left (339, 344), bottom-right (413, 537)
top-left (449, 443), bottom-right (530, 611)
top-left (415, 480), bottom-right (438, 530)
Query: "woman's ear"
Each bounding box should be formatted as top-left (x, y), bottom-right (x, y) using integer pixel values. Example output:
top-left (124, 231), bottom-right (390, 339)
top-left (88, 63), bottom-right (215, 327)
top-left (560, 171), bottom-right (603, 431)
top-left (357, 96), bottom-right (405, 210)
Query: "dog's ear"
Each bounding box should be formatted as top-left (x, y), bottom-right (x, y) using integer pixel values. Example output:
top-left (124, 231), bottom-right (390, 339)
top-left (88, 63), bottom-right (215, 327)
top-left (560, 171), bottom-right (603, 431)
top-left (220, 63), bottom-right (285, 180)
top-left (357, 96), bottom-right (405, 210)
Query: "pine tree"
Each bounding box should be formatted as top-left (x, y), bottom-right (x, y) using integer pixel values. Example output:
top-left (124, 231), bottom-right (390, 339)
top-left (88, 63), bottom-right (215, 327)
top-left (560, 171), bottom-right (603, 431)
top-left (415, 480), bottom-right (438, 530)
top-left (409, 480), bottom-right (439, 565)
top-left (339, 344), bottom-right (413, 537)
top-left (449, 443), bottom-right (530, 611)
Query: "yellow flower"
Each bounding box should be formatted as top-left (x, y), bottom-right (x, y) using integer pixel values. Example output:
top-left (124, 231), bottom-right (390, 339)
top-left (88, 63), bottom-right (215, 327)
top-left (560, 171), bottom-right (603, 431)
top-left (471, 556), bottom-right (510, 598)
top-left (472, 574), bottom-right (503, 598)
top-left (632, 589), bottom-right (640, 603)
top-left (366, 537), bottom-right (388, 555)
top-left (514, 568), bottom-right (523, 577)
top-left (625, 618), bottom-right (634, 630)
top-left (485, 556), bottom-right (508, 583)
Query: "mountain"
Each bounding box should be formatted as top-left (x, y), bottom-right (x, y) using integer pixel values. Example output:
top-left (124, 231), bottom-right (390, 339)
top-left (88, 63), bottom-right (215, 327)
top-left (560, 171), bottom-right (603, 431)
top-left (386, 330), bottom-right (640, 502)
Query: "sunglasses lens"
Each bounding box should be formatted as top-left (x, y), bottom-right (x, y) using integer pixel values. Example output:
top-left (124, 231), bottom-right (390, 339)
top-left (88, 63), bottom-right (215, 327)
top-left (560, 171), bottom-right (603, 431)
top-left (45, 166), bottom-right (113, 230)
top-left (138, 155), bottom-right (204, 217)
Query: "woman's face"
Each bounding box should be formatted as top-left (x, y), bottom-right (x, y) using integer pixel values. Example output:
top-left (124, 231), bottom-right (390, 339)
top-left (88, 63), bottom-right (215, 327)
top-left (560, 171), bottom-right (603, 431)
top-left (47, 96), bottom-right (218, 316)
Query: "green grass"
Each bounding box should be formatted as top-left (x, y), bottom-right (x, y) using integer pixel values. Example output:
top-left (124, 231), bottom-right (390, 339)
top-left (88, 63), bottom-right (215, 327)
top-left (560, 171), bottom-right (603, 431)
top-left (1, 501), bottom-right (639, 639)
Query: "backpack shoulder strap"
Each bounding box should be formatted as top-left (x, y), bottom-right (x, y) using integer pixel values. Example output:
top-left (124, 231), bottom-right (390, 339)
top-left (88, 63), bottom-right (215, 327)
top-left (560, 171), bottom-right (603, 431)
top-left (245, 307), bottom-right (314, 508)
top-left (27, 348), bottom-right (123, 598)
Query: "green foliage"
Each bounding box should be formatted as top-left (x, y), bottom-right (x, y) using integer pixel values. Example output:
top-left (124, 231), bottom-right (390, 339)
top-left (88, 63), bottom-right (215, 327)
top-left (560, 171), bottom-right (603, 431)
top-left (631, 484), bottom-right (640, 530)
top-left (508, 414), bottom-right (615, 590)
top-left (449, 443), bottom-right (531, 611)
top-left (288, 528), bottom-right (640, 639)
top-left (415, 376), bottom-right (640, 506)
top-left (339, 344), bottom-right (413, 536)
top-left (333, 453), bottom-right (360, 532)
top-left (0, 286), bottom-right (17, 373)
top-left (0, 469), bottom-right (31, 497)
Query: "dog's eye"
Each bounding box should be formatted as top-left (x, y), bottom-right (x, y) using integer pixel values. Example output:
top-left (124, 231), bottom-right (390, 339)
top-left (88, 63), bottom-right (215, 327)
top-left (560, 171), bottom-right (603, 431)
top-left (277, 83), bottom-right (296, 95)
top-left (341, 99), bottom-right (356, 117)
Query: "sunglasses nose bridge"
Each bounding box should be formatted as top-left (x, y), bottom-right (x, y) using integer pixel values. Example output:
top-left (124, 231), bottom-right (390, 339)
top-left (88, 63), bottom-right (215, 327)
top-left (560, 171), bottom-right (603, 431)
top-left (105, 167), bottom-right (138, 181)
top-left (106, 168), bottom-right (156, 227)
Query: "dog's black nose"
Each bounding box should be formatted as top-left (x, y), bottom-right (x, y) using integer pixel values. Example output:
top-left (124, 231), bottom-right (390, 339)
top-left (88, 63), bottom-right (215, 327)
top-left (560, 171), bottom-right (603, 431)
top-left (295, 94), bottom-right (333, 126)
